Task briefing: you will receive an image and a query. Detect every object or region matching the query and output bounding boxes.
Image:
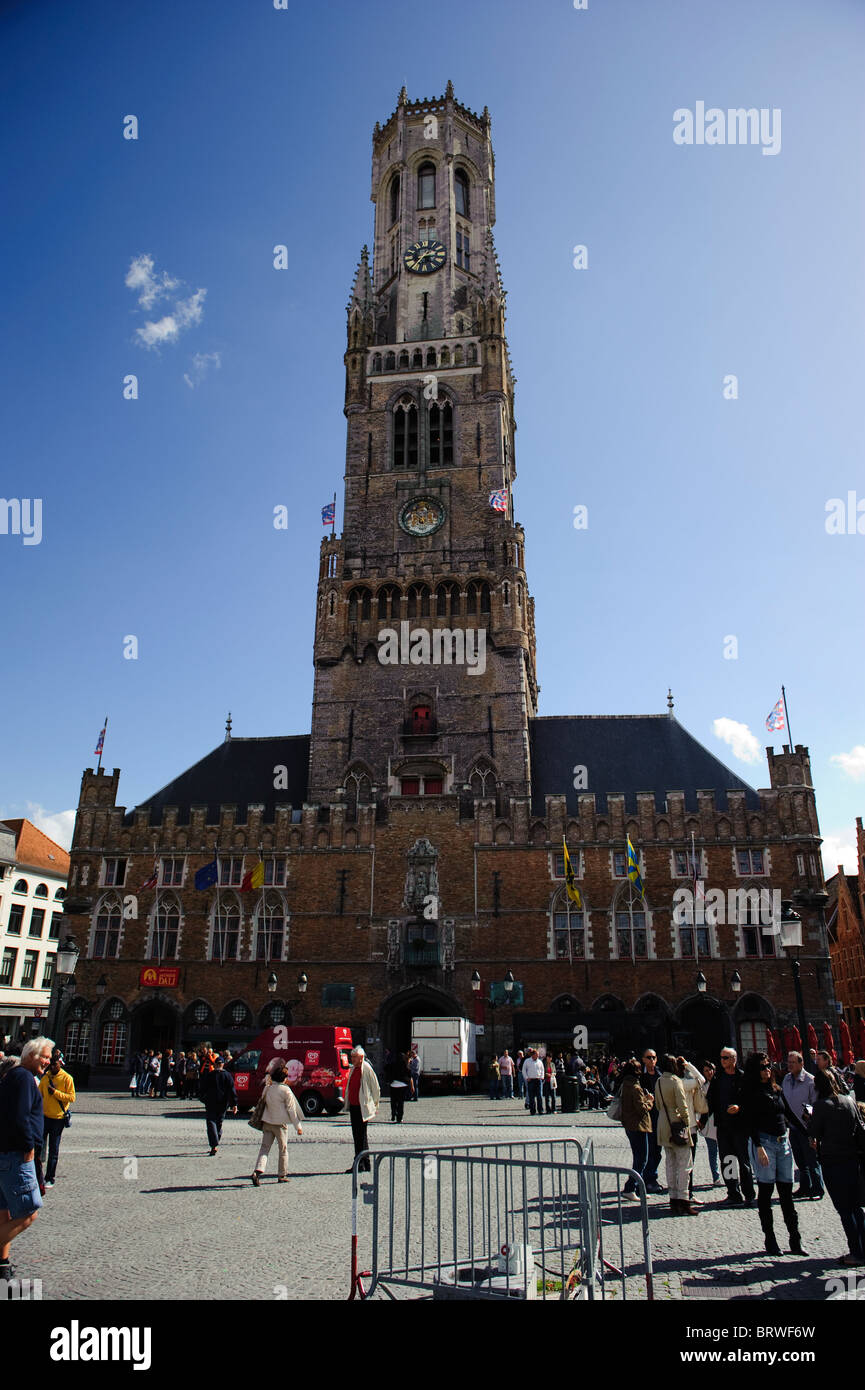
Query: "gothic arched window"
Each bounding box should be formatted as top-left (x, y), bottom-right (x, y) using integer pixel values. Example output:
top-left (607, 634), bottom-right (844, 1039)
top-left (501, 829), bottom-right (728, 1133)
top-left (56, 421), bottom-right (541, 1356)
top-left (389, 173), bottom-right (400, 225)
top-left (149, 896), bottom-right (180, 959)
top-left (210, 899), bottom-right (240, 962)
top-left (377, 584), bottom-right (400, 620)
top-left (385, 351), bottom-right (395, 371)
top-left (436, 581), bottom-right (459, 617)
top-left (393, 396), bottom-right (418, 470)
top-left (344, 770), bottom-right (372, 821)
top-left (417, 161), bottom-right (436, 209)
top-left (412, 349), bottom-right (423, 369)
top-left (348, 587), bottom-right (372, 622)
top-left (91, 895), bottom-right (122, 959)
top-left (455, 169), bottom-right (470, 217)
top-left (468, 762), bottom-right (494, 797)
top-left (466, 580), bottom-right (491, 615)
top-left (407, 584), bottom-right (430, 618)
top-left (254, 893), bottom-right (287, 962)
top-left (428, 401), bottom-right (453, 466)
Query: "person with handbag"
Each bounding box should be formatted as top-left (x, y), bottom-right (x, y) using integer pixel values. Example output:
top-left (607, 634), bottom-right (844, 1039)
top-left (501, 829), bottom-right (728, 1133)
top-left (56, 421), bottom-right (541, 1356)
top-left (543, 1055), bottom-right (557, 1114)
top-left (38, 1054), bottom-right (76, 1188)
top-left (676, 1055), bottom-right (708, 1204)
top-left (619, 1059), bottom-right (653, 1200)
top-left (198, 1057), bottom-right (237, 1156)
top-left (808, 1065), bottom-right (865, 1267)
top-left (740, 1053), bottom-right (807, 1257)
top-left (250, 1063), bottom-right (303, 1184)
top-left (656, 1054), bottom-right (700, 1215)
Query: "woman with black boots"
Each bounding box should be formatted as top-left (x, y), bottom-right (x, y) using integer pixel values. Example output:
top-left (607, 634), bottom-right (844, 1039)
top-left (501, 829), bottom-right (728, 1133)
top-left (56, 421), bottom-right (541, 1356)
top-left (741, 1053), bottom-right (808, 1257)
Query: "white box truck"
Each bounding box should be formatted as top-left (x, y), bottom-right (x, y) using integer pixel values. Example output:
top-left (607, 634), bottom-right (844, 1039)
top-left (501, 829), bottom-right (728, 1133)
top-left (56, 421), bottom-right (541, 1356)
top-left (411, 1016), bottom-right (478, 1091)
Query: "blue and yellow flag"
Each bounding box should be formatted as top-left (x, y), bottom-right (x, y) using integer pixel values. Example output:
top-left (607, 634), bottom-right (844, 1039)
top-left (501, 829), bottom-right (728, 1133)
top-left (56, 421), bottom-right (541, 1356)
top-left (562, 839), bottom-right (582, 908)
top-left (626, 836), bottom-right (645, 899)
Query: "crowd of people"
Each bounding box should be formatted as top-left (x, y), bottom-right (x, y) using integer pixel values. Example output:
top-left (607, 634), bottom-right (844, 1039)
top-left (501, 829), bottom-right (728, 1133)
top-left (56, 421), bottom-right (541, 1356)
top-left (614, 1044), bottom-right (865, 1268)
top-left (485, 1047), bottom-right (615, 1112)
top-left (128, 1047), bottom-right (239, 1099)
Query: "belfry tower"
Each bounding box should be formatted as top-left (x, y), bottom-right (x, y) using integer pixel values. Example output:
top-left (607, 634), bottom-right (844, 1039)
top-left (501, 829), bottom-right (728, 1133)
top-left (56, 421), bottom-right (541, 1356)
top-left (308, 84), bottom-right (538, 812)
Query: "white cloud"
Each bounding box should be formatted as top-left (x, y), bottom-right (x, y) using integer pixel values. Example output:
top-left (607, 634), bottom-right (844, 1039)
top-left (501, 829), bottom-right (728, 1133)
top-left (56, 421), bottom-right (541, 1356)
top-left (712, 716), bottom-right (762, 765)
top-left (0, 803), bottom-right (76, 851)
top-left (126, 255), bottom-right (206, 351)
top-left (821, 833), bottom-right (858, 877)
top-left (184, 350), bottom-right (222, 388)
top-left (124, 253), bottom-right (179, 310)
top-left (830, 745), bottom-right (865, 781)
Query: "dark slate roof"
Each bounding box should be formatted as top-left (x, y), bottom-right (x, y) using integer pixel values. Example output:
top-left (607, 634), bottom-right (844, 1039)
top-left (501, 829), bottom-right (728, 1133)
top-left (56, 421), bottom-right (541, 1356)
top-left (528, 715), bottom-right (760, 816)
top-left (123, 737), bottom-right (310, 827)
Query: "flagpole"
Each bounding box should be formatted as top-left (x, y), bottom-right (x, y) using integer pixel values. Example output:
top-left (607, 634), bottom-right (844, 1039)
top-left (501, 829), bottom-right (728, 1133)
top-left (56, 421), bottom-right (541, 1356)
top-left (215, 834), bottom-right (223, 968)
top-left (691, 830), bottom-right (700, 966)
top-left (259, 842), bottom-right (267, 964)
top-left (781, 685), bottom-right (793, 745)
top-left (96, 715), bottom-right (108, 772)
top-left (331, 491), bottom-right (336, 538)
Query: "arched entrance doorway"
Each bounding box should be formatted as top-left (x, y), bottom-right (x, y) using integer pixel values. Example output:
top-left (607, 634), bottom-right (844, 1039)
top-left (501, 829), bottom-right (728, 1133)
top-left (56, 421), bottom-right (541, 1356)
top-left (132, 997), bottom-right (179, 1053)
top-left (378, 983), bottom-right (466, 1057)
top-left (675, 996), bottom-right (730, 1063)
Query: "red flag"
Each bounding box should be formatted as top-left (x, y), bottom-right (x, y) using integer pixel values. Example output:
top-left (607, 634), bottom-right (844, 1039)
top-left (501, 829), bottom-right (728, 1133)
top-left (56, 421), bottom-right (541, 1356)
top-left (822, 1022), bottom-right (837, 1063)
top-left (788, 1026), bottom-right (802, 1052)
top-left (807, 1023), bottom-right (819, 1054)
top-left (840, 1019), bottom-right (854, 1067)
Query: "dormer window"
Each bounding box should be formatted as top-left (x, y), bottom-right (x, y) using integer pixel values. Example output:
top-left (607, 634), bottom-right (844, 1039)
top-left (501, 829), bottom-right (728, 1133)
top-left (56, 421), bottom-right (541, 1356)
top-left (417, 162), bottom-right (436, 209)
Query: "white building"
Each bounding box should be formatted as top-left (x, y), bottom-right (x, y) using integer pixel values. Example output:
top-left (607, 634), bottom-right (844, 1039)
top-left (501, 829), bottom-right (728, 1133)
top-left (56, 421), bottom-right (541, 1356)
top-left (0, 819), bottom-right (69, 1045)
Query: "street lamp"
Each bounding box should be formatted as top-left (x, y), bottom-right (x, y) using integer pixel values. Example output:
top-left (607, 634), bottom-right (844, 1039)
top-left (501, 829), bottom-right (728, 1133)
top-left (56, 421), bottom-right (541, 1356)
top-left (297, 972), bottom-right (308, 995)
top-left (504, 970), bottom-right (515, 995)
top-left (696, 971), bottom-right (707, 994)
top-left (778, 900), bottom-right (809, 1048)
top-left (46, 936), bottom-right (80, 1044)
top-left (471, 970), bottom-right (481, 993)
top-left (96, 975), bottom-right (107, 997)
top-left (266, 972), bottom-right (278, 995)
top-left (731, 971), bottom-right (742, 994)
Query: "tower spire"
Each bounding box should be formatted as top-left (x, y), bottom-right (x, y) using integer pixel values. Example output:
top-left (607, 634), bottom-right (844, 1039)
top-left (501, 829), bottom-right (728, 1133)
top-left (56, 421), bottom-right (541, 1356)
top-left (225, 711), bottom-right (232, 741)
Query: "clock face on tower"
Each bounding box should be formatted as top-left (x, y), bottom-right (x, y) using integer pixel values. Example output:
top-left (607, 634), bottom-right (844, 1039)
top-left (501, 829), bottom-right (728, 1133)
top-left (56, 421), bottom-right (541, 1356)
top-left (399, 497), bottom-right (446, 537)
top-left (403, 240), bottom-right (447, 275)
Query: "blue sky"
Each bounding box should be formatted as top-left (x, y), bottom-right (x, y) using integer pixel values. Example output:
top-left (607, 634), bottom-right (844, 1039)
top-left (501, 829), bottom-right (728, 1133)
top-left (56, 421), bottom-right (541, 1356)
top-left (2, 0), bottom-right (863, 873)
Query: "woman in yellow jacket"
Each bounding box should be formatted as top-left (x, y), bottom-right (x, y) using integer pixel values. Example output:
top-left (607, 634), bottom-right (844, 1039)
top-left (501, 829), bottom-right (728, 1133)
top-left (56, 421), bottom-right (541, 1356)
top-left (38, 1055), bottom-right (75, 1187)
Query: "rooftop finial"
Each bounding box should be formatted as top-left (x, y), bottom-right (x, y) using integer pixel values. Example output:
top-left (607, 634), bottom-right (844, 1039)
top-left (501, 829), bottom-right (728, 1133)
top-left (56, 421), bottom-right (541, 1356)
top-left (445, 79), bottom-right (454, 99)
top-left (398, 84), bottom-right (408, 106)
top-left (225, 711), bottom-right (232, 741)
top-left (667, 689), bottom-right (674, 716)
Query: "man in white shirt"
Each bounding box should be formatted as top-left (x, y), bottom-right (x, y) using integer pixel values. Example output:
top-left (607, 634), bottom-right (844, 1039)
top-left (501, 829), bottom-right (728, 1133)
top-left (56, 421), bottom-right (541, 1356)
top-left (522, 1049), bottom-right (545, 1117)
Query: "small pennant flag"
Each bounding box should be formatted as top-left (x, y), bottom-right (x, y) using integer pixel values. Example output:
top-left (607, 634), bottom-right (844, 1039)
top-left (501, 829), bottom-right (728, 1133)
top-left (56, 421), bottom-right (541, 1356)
top-left (562, 839), bottom-right (582, 908)
top-left (626, 836), bottom-right (645, 900)
top-left (241, 860), bottom-right (265, 893)
top-left (94, 724), bottom-right (106, 757)
top-left (194, 859), bottom-right (218, 891)
top-left (139, 863), bottom-right (159, 891)
top-left (765, 695), bottom-right (785, 732)
top-left (321, 502), bottom-right (335, 526)
top-left (489, 488), bottom-right (508, 513)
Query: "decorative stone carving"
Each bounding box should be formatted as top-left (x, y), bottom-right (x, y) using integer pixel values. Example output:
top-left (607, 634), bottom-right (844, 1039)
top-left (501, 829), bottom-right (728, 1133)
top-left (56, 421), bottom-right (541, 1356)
top-left (403, 838), bottom-right (439, 913)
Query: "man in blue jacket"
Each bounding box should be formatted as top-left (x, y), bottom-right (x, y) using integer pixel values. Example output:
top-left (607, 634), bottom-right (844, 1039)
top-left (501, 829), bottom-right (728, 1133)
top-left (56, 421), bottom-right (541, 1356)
top-left (0, 1035), bottom-right (53, 1280)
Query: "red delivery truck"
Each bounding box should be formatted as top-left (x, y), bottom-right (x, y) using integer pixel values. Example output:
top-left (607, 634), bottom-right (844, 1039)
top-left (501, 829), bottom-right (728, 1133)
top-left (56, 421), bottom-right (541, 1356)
top-left (230, 1025), bottom-right (353, 1117)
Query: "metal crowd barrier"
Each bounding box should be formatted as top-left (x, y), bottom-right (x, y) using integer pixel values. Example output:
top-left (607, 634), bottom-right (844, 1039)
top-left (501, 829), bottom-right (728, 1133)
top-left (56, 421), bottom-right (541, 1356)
top-left (348, 1138), bottom-right (653, 1301)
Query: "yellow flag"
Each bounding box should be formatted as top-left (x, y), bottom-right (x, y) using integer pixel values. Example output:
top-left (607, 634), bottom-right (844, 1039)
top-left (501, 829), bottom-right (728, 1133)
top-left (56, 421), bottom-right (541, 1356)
top-left (562, 839), bottom-right (582, 908)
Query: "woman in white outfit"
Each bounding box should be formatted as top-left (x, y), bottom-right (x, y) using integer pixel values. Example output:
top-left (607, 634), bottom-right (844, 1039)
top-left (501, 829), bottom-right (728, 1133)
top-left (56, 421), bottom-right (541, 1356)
top-left (676, 1055), bottom-right (708, 1203)
top-left (656, 1054), bottom-right (701, 1216)
top-left (251, 1064), bottom-right (303, 1185)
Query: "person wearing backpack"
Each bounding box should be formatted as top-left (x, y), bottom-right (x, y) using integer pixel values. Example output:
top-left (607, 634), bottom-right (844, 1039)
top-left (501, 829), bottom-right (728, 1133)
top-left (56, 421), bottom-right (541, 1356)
top-left (619, 1059), bottom-right (653, 1200)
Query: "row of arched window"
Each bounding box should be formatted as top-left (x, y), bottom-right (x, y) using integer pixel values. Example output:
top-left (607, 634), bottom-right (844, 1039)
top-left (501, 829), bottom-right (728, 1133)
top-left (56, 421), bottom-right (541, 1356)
top-left (10, 879), bottom-right (64, 898)
top-left (346, 580), bottom-right (502, 622)
top-left (388, 166), bottom-right (471, 223)
top-left (371, 343), bottom-right (477, 373)
top-left (87, 892), bottom-right (290, 963)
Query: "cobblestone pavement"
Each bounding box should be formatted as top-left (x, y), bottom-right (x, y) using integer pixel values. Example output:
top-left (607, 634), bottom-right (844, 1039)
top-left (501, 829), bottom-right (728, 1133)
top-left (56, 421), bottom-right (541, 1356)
top-left (13, 1091), bottom-right (858, 1301)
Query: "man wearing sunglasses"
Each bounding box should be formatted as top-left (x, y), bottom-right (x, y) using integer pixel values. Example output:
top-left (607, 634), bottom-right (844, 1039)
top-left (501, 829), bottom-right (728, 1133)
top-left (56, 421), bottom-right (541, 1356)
top-left (703, 1047), bottom-right (756, 1205)
top-left (639, 1049), bottom-right (666, 1194)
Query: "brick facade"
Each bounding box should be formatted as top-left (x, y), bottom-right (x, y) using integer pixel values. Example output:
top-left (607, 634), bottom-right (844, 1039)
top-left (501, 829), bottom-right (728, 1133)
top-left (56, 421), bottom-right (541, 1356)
top-left (57, 88), bottom-right (839, 1076)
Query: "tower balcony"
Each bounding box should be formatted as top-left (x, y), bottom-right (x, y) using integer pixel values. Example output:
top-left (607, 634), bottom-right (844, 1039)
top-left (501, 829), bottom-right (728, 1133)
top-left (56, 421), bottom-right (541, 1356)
top-left (368, 339), bottom-right (479, 377)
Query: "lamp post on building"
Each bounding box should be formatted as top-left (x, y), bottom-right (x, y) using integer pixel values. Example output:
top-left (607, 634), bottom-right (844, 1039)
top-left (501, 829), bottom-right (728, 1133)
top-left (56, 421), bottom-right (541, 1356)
top-left (696, 969), bottom-right (741, 1046)
top-left (471, 968), bottom-right (514, 1060)
top-left (45, 936), bottom-right (80, 1046)
top-left (778, 900), bottom-right (809, 1049)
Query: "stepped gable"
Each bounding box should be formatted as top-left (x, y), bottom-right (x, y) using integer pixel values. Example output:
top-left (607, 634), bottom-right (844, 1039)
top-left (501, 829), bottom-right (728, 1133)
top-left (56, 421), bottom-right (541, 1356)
top-left (122, 736), bottom-right (310, 827)
top-left (529, 714), bottom-right (760, 816)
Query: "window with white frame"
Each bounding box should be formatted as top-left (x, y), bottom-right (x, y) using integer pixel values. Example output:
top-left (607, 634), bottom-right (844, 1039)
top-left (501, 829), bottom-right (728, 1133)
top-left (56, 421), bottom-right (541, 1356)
top-left (553, 908), bottom-right (585, 959)
top-left (92, 898), bottom-right (122, 958)
top-left (616, 909), bottom-right (647, 958)
top-left (736, 849), bottom-right (765, 875)
top-left (103, 857), bottom-right (127, 887)
top-left (211, 902), bottom-right (240, 960)
top-left (149, 899), bottom-right (180, 959)
top-left (263, 858), bottom-right (287, 887)
top-left (612, 850), bottom-right (627, 877)
top-left (64, 1018), bottom-right (90, 1063)
top-left (160, 857), bottom-right (184, 886)
top-left (255, 894), bottom-right (287, 961)
top-left (219, 857), bottom-right (244, 887)
top-left (553, 850), bottom-right (581, 879)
